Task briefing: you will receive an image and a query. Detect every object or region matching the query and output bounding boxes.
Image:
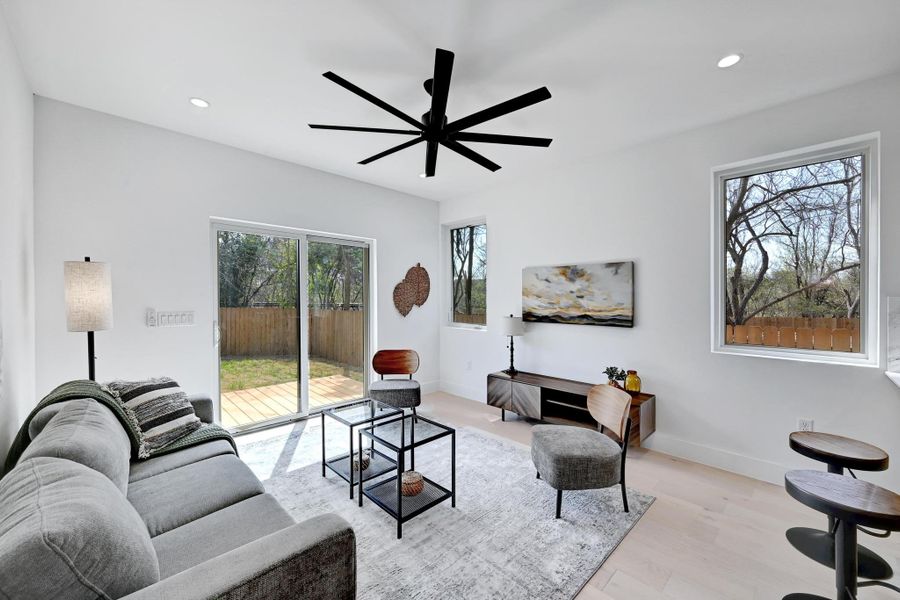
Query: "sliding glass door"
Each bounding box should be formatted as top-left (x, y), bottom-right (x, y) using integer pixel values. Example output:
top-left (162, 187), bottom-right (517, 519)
top-left (217, 231), bottom-right (301, 430)
top-left (307, 237), bottom-right (368, 411)
top-left (216, 227), bottom-right (369, 431)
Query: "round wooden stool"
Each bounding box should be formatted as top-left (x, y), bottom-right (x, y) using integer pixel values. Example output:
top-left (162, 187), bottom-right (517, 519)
top-left (783, 470), bottom-right (900, 600)
top-left (787, 432), bottom-right (891, 581)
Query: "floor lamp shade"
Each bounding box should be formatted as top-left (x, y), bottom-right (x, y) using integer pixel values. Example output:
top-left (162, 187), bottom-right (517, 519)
top-left (64, 260), bottom-right (113, 332)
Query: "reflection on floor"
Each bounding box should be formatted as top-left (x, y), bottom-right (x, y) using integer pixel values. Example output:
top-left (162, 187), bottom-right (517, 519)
top-left (220, 374), bottom-right (364, 429)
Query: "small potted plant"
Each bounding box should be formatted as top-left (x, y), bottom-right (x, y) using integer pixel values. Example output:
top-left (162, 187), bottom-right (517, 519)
top-left (603, 366), bottom-right (626, 389)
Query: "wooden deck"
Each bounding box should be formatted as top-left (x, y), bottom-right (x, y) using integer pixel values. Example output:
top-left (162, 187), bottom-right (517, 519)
top-left (220, 375), bottom-right (364, 429)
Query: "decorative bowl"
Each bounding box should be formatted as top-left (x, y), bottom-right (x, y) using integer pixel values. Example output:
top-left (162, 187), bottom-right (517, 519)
top-left (352, 449), bottom-right (371, 472)
top-left (401, 470), bottom-right (424, 496)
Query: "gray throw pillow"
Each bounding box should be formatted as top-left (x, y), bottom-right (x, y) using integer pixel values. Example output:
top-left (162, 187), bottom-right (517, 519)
top-left (0, 457), bottom-right (159, 599)
top-left (21, 398), bottom-right (131, 493)
top-left (106, 377), bottom-right (201, 456)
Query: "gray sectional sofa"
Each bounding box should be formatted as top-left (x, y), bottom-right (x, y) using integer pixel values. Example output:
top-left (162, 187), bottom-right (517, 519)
top-left (0, 395), bottom-right (356, 599)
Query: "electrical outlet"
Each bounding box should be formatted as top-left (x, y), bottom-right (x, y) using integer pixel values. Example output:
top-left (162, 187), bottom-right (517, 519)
top-left (797, 418), bottom-right (814, 432)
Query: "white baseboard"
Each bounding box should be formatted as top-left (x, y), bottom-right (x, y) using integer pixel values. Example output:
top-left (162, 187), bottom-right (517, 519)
top-left (434, 381), bottom-right (790, 486)
top-left (642, 432), bottom-right (789, 486)
top-left (436, 380), bottom-right (484, 403)
top-left (420, 380), bottom-right (440, 395)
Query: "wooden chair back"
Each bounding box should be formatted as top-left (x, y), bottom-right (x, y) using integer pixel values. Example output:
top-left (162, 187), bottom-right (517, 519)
top-left (587, 384), bottom-right (632, 440)
top-left (372, 349), bottom-right (420, 377)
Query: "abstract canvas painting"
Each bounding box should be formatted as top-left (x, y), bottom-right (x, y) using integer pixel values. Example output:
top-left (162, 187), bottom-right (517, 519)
top-left (522, 261), bottom-right (633, 327)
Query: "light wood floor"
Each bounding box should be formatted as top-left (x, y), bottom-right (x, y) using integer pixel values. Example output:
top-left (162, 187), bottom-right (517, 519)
top-left (220, 375), bottom-right (363, 429)
top-left (415, 391), bottom-right (900, 599)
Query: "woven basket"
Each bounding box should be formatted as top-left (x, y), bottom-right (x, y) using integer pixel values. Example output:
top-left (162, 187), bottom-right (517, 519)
top-left (352, 450), bottom-right (371, 472)
top-left (401, 470), bottom-right (424, 496)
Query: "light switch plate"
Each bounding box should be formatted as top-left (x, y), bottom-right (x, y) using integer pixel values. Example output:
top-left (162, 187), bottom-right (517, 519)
top-left (156, 310), bottom-right (195, 327)
top-left (146, 308), bottom-right (157, 327)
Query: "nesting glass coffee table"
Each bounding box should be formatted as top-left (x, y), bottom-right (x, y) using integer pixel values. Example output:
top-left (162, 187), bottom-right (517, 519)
top-left (321, 399), bottom-right (402, 499)
top-left (357, 413), bottom-right (456, 539)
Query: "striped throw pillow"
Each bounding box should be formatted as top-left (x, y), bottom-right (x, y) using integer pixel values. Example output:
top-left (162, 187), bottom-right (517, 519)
top-left (106, 378), bottom-right (201, 456)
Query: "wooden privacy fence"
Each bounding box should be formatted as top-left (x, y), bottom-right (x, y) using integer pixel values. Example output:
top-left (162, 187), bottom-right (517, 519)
top-left (219, 307), bottom-right (364, 365)
top-left (726, 317), bottom-right (860, 352)
top-left (453, 312), bottom-right (486, 325)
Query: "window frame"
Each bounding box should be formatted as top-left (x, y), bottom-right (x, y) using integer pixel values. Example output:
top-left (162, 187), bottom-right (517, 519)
top-left (445, 219), bottom-right (488, 329)
top-left (710, 133), bottom-right (880, 367)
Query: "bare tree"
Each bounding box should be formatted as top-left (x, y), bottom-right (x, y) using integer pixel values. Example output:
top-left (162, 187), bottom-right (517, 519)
top-left (725, 157), bottom-right (860, 325)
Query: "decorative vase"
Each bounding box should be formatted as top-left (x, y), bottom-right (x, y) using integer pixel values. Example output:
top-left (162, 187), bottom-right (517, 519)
top-left (401, 471), bottom-right (424, 496)
top-left (352, 449), bottom-right (371, 472)
top-left (624, 370), bottom-right (641, 393)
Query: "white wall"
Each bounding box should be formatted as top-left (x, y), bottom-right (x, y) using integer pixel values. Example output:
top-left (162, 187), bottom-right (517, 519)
top-left (0, 9), bottom-right (34, 466)
top-left (439, 72), bottom-right (900, 487)
top-left (34, 99), bottom-right (439, 411)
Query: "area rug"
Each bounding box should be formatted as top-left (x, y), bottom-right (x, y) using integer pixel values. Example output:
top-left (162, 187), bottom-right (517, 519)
top-left (238, 419), bottom-right (654, 600)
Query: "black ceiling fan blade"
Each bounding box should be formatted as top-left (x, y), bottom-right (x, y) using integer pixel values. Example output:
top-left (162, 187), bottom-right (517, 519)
top-left (450, 132), bottom-right (552, 147)
top-left (428, 48), bottom-right (454, 129)
top-left (358, 136), bottom-right (424, 165)
top-left (323, 71), bottom-right (424, 130)
top-left (424, 141), bottom-right (438, 177)
top-left (445, 87), bottom-right (551, 134)
top-left (441, 139), bottom-right (501, 172)
top-left (309, 124), bottom-right (421, 135)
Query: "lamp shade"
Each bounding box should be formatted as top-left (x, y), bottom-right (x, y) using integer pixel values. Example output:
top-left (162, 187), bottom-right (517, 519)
top-left (64, 261), bottom-right (113, 332)
top-left (499, 315), bottom-right (525, 337)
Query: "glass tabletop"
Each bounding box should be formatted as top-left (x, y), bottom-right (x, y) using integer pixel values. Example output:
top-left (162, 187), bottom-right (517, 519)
top-left (360, 414), bottom-right (454, 451)
top-left (323, 399), bottom-right (402, 427)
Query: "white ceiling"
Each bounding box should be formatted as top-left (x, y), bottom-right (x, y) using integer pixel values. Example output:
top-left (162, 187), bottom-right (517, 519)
top-left (4, 0), bottom-right (900, 201)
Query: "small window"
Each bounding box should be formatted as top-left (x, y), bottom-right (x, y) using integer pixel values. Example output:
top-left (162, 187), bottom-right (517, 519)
top-left (450, 223), bottom-right (487, 326)
top-left (712, 135), bottom-right (879, 366)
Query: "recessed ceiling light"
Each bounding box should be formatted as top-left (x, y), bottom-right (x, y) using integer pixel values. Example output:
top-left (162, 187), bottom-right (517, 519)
top-left (189, 97), bottom-right (210, 108)
top-left (717, 54), bottom-right (743, 69)
top-left (419, 173), bottom-right (427, 178)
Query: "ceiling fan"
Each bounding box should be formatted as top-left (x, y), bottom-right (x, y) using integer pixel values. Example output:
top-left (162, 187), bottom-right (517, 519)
top-left (308, 48), bottom-right (552, 178)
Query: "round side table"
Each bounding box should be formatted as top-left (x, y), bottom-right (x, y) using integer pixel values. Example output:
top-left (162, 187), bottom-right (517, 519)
top-left (787, 432), bottom-right (891, 581)
top-left (783, 470), bottom-right (900, 600)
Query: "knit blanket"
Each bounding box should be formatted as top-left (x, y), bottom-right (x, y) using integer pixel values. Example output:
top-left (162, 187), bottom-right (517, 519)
top-left (2, 380), bottom-right (236, 477)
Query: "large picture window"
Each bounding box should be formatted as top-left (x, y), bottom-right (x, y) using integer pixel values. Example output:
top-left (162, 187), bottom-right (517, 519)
top-left (712, 136), bottom-right (879, 366)
top-left (450, 223), bottom-right (487, 326)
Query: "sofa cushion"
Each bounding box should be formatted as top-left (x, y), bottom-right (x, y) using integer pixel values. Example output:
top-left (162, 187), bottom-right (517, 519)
top-left (151, 493), bottom-right (295, 578)
top-left (129, 439), bottom-right (235, 483)
top-left (0, 457), bottom-right (159, 599)
top-left (21, 398), bottom-right (131, 493)
top-left (127, 454), bottom-right (265, 536)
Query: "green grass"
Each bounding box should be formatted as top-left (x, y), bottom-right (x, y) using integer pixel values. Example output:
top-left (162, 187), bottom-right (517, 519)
top-left (220, 357), bottom-right (363, 393)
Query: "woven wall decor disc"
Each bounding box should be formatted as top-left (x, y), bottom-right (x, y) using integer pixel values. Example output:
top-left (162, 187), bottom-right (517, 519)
top-left (393, 281), bottom-right (416, 316)
top-left (393, 263), bottom-right (430, 317)
top-left (407, 263), bottom-right (430, 306)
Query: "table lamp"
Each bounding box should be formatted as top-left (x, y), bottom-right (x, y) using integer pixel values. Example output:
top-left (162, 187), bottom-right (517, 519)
top-left (500, 314), bottom-right (525, 375)
top-left (64, 257), bottom-right (113, 381)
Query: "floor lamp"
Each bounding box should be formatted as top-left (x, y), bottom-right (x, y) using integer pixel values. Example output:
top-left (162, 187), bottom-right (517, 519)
top-left (64, 257), bottom-right (113, 381)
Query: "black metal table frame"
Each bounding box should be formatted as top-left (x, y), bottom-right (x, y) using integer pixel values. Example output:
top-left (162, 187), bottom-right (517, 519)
top-left (321, 399), bottom-right (403, 500)
top-left (357, 413), bottom-right (456, 539)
